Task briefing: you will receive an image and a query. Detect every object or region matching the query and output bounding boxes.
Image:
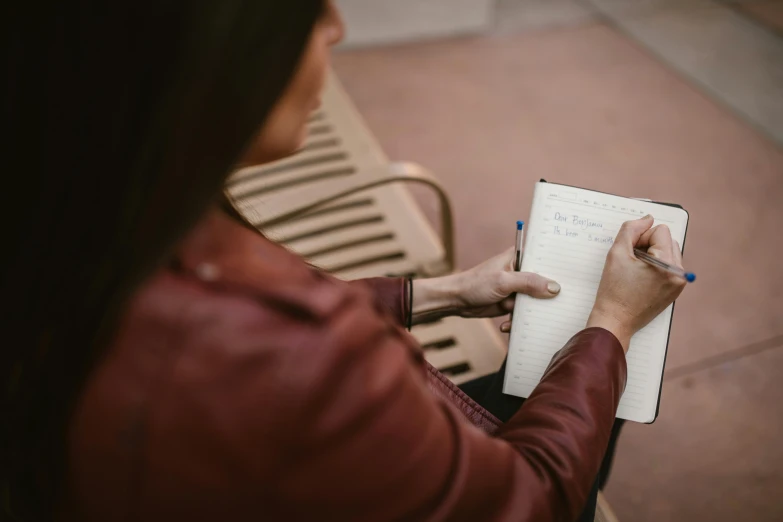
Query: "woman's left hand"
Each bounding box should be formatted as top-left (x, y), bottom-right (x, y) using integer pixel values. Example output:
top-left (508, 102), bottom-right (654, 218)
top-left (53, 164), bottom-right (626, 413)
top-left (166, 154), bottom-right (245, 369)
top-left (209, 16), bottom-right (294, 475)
top-left (412, 248), bottom-right (560, 327)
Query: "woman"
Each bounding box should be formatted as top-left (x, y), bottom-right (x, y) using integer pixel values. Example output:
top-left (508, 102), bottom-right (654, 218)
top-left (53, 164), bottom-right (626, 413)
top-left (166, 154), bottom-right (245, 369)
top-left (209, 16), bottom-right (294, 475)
top-left (2, 1), bottom-right (687, 521)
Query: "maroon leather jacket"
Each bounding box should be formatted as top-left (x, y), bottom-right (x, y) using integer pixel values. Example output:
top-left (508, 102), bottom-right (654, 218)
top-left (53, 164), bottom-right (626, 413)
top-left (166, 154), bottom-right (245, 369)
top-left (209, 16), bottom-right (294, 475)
top-left (59, 209), bottom-right (626, 522)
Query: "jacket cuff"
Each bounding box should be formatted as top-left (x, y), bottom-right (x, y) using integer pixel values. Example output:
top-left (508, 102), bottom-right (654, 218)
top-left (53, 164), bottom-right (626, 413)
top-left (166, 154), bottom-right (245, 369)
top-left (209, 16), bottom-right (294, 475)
top-left (546, 327), bottom-right (628, 398)
top-left (350, 277), bottom-right (410, 328)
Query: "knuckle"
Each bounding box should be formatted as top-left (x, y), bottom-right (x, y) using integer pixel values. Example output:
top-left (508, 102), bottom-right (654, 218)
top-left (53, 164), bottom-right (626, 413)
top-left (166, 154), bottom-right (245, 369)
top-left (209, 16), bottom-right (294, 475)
top-left (515, 272), bottom-right (534, 292)
top-left (667, 273), bottom-right (686, 289)
top-left (496, 271), bottom-right (513, 293)
top-left (518, 272), bottom-right (546, 295)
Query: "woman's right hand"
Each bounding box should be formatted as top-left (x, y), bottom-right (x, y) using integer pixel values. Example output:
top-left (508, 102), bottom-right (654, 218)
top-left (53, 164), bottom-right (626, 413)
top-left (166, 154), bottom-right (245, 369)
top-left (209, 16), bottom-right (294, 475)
top-left (587, 215), bottom-right (687, 351)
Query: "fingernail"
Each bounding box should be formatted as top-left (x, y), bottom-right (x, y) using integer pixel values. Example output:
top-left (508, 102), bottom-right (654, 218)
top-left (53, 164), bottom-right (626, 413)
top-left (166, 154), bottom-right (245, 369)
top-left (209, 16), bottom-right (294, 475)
top-left (547, 281), bottom-right (561, 294)
top-left (643, 214), bottom-right (653, 220)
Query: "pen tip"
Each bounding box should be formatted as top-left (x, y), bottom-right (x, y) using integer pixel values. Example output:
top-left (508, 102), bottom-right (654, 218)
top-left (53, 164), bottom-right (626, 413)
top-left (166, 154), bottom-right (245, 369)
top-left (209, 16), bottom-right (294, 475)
top-left (685, 273), bottom-right (696, 283)
top-left (517, 220), bottom-right (524, 230)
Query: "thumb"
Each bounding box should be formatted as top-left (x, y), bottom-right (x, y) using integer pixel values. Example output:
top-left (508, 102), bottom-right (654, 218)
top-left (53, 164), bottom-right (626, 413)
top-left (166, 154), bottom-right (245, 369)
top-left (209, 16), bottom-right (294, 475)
top-left (615, 214), bottom-right (654, 250)
top-left (505, 272), bottom-right (560, 299)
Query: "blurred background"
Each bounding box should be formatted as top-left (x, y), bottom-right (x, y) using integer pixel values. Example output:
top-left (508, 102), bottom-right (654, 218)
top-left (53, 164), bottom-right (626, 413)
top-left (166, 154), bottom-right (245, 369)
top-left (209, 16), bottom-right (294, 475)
top-left (330, 0), bottom-right (783, 521)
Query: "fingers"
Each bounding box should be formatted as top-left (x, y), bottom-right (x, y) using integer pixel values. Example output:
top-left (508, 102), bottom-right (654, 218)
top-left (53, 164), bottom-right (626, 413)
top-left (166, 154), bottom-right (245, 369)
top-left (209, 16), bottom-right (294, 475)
top-left (671, 239), bottom-right (683, 267)
top-left (615, 215), bottom-right (654, 251)
top-left (500, 320), bottom-right (511, 333)
top-left (503, 246), bottom-right (517, 271)
top-left (637, 225), bottom-right (656, 248)
top-left (503, 271), bottom-right (560, 299)
top-left (637, 223), bottom-right (672, 250)
top-left (638, 224), bottom-right (676, 262)
top-left (638, 225), bottom-right (685, 269)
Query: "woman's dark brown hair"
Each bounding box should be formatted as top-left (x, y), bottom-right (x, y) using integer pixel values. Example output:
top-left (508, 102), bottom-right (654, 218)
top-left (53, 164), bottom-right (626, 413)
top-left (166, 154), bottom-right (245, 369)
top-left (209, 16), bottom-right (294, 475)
top-left (1, 1), bottom-right (323, 518)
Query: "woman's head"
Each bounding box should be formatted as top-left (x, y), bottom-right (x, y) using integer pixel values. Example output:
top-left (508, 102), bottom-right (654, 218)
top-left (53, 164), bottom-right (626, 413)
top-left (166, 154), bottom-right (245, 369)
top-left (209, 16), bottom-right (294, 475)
top-left (2, 1), bottom-right (341, 517)
top-left (243, 2), bottom-right (345, 165)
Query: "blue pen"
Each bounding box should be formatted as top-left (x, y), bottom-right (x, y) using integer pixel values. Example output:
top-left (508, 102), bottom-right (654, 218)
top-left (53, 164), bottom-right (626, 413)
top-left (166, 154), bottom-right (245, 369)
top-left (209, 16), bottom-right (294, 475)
top-left (514, 221), bottom-right (524, 271)
top-left (633, 248), bottom-right (696, 283)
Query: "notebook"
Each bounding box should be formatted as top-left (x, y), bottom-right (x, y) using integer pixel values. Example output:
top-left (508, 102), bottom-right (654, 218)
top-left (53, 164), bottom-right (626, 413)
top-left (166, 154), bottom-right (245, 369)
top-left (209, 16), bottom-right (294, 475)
top-left (503, 181), bottom-right (689, 423)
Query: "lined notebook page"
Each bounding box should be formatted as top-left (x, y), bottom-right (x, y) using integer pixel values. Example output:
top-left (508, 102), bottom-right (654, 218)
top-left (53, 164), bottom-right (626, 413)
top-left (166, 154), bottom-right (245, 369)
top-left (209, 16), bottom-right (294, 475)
top-left (503, 182), bottom-right (688, 423)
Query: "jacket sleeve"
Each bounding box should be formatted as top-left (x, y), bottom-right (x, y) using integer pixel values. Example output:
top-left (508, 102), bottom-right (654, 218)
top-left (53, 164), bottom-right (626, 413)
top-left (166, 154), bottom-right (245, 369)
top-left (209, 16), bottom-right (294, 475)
top-left (345, 277), bottom-right (409, 327)
top-left (267, 294), bottom-right (626, 522)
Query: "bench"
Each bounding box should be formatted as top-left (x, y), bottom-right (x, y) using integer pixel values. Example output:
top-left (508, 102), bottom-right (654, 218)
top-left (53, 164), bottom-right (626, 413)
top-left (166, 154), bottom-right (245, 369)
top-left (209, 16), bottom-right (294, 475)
top-left (227, 72), bottom-right (506, 385)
